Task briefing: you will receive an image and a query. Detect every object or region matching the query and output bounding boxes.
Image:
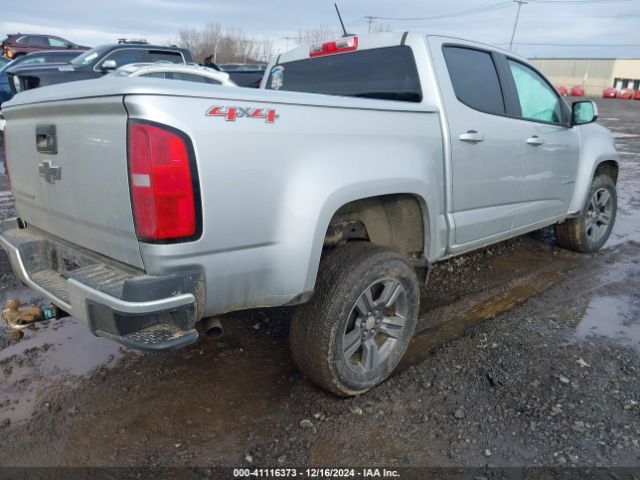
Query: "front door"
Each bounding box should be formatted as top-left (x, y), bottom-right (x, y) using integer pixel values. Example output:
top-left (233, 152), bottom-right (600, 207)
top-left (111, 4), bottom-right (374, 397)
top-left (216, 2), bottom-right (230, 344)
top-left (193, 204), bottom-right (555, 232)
top-left (505, 59), bottom-right (580, 227)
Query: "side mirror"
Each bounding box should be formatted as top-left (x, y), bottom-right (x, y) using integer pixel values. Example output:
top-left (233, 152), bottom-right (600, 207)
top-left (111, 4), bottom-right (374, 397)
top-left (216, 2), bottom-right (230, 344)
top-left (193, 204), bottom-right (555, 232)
top-left (100, 60), bottom-right (117, 72)
top-left (572, 100), bottom-right (598, 126)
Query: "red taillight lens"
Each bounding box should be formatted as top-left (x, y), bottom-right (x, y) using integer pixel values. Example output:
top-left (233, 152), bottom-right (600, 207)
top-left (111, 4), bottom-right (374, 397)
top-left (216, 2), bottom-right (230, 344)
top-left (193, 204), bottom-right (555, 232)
top-left (128, 121), bottom-right (200, 242)
top-left (309, 36), bottom-right (358, 57)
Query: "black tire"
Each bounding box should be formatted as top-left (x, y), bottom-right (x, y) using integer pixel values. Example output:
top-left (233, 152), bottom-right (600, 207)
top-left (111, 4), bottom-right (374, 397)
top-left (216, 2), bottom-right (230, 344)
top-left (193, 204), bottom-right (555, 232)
top-left (554, 173), bottom-right (617, 253)
top-left (290, 243), bottom-right (419, 396)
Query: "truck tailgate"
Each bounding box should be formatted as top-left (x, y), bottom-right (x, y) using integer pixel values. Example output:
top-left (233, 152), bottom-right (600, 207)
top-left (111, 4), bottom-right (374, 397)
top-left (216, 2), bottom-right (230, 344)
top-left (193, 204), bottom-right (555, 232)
top-left (4, 96), bottom-right (143, 269)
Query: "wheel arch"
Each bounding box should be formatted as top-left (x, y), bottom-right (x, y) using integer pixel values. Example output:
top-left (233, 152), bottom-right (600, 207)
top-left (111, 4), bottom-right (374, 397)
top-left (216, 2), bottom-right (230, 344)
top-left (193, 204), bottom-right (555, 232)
top-left (594, 159), bottom-right (619, 184)
top-left (303, 185), bottom-right (434, 292)
top-left (569, 156), bottom-right (619, 215)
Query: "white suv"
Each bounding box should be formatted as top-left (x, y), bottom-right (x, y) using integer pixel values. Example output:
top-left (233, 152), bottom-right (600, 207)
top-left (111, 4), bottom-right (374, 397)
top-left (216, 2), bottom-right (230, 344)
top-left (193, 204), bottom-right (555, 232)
top-left (107, 62), bottom-right (236, 86)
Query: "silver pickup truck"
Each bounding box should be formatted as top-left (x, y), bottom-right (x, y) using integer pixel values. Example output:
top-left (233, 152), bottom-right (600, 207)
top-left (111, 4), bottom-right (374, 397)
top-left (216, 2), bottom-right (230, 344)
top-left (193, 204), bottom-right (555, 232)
top-left (1, 33), bottom-right (618, 395)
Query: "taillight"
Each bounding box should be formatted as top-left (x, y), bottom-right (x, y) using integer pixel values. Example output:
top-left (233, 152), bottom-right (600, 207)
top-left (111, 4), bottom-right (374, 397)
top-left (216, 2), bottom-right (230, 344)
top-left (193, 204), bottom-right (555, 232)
top-left (309, 36), bottom-right (358, 57)
top-left (127, 121), bottom-right (200, 242)
top-left (5, 49), bottom-right (13, 59)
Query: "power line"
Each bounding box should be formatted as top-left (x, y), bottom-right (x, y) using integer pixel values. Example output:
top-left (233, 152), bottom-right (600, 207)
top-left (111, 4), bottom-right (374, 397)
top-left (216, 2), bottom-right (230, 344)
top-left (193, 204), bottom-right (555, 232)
top-left (527, 0), bottom-right (631, 3)
top-left (373, 1), bottom-right (515, 21)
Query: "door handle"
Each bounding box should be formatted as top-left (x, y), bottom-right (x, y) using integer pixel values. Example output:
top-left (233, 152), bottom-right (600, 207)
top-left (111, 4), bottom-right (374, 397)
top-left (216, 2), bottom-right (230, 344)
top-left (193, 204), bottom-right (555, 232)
top-left (459, 130), bottom-right (485, 143)
top-left (526, 135), bottom-right (545, 146)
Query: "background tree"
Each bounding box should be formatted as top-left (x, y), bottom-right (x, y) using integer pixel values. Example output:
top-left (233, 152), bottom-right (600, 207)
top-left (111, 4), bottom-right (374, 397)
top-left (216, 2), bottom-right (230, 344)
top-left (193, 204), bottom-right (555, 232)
top-left (295, 26), bottom-right (341, 47)
top-left (175, 22), bottom-right (273, 64)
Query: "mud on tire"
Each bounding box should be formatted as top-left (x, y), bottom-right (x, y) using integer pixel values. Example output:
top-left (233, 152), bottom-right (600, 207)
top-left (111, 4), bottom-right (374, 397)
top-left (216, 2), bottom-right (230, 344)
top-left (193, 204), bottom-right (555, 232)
top-left (290, 243), bottom-right (419, 396)
top-left (554, 173), bottom-right (617, 253)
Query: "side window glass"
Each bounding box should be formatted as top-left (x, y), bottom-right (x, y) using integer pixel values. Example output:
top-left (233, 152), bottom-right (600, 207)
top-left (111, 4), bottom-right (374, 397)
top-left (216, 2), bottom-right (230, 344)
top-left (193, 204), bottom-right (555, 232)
top-left (140, 72), bottom-right (168, 79)
top-left (26, 36), bottom-right (48, 46)
top-left (21, 56), bottom-right (46, 65)
top-left (48, 37), bottom-right (68, 47)
top-left (508, 60), bottom-right (563, 124)
top-left (443, 46), bottom-right (505, 115)
top-left (171, 72), bottom-right (207, 83)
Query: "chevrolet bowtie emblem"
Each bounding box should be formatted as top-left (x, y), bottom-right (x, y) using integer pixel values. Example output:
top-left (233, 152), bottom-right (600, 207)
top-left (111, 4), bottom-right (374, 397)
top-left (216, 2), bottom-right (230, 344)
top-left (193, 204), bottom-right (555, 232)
top-left (38, 160), bottom-right (62, 184)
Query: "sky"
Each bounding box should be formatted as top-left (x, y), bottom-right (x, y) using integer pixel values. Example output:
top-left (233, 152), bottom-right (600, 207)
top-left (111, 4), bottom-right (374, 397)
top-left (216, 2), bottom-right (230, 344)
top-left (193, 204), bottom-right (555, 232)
top-left (2, 0), bottom-right (640, 59)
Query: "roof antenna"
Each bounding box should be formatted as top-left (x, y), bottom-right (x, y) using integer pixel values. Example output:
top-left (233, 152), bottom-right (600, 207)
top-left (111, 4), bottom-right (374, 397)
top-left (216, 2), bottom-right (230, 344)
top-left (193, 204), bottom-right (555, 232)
top-left (334, 3), bottom-right (351, 37)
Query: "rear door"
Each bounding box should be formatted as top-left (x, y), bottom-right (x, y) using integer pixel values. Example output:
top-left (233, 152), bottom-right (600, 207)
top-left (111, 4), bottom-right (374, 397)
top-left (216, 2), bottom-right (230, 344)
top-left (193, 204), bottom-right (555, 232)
top-left (429, 39), bottom-right (523, 246)
top-left (503, 58), bottom-right (580, 227)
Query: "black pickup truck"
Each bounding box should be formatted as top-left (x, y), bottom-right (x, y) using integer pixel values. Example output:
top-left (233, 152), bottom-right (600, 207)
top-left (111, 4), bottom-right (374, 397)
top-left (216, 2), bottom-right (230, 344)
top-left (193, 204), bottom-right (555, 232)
top-left (8, 42), bottom-right (193, 93)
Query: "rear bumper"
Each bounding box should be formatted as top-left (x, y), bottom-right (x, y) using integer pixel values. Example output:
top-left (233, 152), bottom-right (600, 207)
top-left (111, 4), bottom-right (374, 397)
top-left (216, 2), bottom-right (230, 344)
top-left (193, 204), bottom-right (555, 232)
top-left (0, 219), bottom-right (203, 350)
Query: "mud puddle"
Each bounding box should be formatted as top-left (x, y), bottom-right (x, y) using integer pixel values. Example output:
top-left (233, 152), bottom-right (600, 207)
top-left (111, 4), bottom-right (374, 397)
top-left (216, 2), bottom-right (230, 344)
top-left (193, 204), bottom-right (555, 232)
top-left (574, 295), bottom-right (640, 350)
top-left (0, 315), bottom-right (129, 424)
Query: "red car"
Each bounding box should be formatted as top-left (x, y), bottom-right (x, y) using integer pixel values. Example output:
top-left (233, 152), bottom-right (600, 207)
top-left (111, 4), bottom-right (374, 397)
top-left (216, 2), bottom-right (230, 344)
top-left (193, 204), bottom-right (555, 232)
top-left (570, 85), bottom-right (585, 97)
top-left (556, 85), bottom-right (568, 96)
top-left (603, 87), bottom-right (617, 98)
top-left (616, 88), bottom-right (635, 100)
top-left (635, 90), bottom-right (640, 100)
top-left (1, 33), bottom-right (89, 59)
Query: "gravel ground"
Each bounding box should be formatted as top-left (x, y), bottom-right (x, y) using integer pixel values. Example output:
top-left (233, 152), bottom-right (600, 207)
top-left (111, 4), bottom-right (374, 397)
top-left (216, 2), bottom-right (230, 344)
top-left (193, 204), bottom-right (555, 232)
top-left (0, 98), bottom-right (638, 470)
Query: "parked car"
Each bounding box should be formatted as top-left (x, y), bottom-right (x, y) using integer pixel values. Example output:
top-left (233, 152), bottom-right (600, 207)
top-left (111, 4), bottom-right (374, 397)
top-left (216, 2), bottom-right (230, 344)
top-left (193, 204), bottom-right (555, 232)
top-left (1, 33), bottom-right (619, 396)
top-left (0, 50), bottom-right (83, 104)
top-left (1, 33), bottom-right (89, 59)
top-left (603, 87), bottom-right (618, 98)
top-left (556, 85), bottom-right (568, 96)
top-left (570, 85), bottom-right (585, 96)
top-left (616, 88), bottom-right (635, 100)
top-left (107, 62), bottom-right (235, 86)
top-left (7, 43), bottom-right (194, 94)
top-left (635, 90), bottom-right (640, 100)
top-left (204, 57), bottom-right (266, 88)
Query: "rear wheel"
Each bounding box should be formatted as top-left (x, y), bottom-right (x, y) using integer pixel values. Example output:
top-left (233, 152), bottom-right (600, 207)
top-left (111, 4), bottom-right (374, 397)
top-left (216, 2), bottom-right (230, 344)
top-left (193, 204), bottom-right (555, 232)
top-left (290, 243), bottom-right (419, 396)
top-left (554, 173), bottom-right (617, 253)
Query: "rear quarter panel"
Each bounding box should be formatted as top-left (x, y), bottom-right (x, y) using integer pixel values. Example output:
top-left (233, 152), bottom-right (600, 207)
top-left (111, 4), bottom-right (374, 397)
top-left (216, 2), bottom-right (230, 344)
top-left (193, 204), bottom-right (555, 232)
top-left (125, 93), bottom-right (445, 316)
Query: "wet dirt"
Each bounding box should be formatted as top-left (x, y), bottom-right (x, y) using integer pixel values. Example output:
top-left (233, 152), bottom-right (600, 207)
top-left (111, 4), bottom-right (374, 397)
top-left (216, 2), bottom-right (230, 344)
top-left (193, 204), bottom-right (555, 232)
top-left (0, 98), bottom-right (639, 468)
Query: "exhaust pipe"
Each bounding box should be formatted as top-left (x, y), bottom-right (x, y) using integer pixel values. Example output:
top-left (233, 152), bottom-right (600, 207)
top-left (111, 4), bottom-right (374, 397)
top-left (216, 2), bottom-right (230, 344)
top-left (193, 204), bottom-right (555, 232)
top-left (201, 317), bottom-right (224, 339)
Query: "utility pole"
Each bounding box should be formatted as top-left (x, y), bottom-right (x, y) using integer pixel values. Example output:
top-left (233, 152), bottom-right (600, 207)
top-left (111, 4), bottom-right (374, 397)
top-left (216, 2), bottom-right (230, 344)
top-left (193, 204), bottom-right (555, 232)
top-left (283, 36), bottom-right (295, 51)
top-left (364, 16), bottom-right (378, 33)
top-left (509, 0), bottom-right (527, 50)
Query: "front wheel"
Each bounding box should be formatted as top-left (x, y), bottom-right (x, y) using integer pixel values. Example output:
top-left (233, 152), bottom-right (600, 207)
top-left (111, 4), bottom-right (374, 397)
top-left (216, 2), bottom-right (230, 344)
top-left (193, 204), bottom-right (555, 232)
top-left (554, 173), bottom-right (617, 253)
top-left (290, 243), bottom-right (419, 396)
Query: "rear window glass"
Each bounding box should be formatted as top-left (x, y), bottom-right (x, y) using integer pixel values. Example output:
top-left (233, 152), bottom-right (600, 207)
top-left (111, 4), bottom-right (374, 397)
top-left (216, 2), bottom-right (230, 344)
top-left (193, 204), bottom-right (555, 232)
top-left (148, 51), bottom-right (183, 63)
top-left (443, 46), bottom-right (505, 115)
top-left (265, 46), bottom-right (422, 102)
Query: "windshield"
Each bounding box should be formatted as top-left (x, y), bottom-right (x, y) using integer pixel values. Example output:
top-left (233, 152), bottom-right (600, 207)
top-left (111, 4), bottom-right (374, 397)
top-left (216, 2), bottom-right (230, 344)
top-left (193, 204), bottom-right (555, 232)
top-left (71, 47), bottom-right (107, 67)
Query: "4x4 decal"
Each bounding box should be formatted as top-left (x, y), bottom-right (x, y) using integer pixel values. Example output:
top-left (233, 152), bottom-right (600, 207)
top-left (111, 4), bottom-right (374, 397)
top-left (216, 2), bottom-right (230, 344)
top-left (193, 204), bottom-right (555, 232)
top-left (206, 106), bottom-right (279, 124)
